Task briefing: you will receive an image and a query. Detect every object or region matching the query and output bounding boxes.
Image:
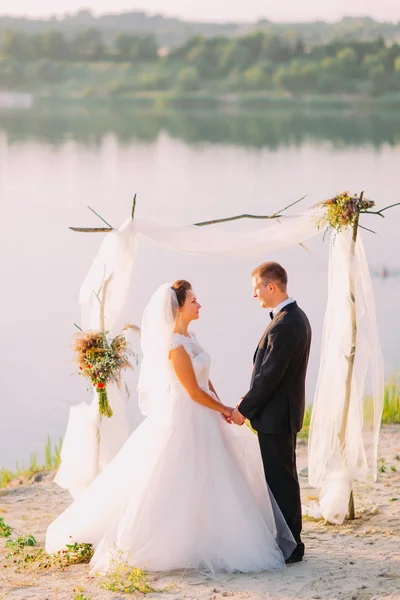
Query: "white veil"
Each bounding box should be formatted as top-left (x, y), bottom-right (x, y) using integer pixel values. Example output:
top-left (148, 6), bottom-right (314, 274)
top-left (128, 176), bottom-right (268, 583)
top-left (137, 283), bottom-right (179, 417)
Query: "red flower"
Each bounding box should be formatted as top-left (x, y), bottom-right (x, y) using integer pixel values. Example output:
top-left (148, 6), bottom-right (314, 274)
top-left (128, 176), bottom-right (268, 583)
top-left (97, 382), bottom-right (105, 389)
top-left (87, 364), bottom-right (91, 368)
top-left (79, 366), bottom-right (83, 370)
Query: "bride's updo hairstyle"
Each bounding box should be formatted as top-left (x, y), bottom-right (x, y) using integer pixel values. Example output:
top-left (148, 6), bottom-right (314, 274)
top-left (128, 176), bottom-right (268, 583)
top-left (171, 280), bottom-right (192, 307)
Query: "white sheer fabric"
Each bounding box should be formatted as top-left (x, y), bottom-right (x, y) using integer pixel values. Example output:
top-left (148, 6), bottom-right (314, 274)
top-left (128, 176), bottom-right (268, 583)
top-left (46, 287), bottom-right (296, 573)
top-left (53, 400), bottom-right (99, 500)
top-left (54, 384), bottom-right (130, 500)
top-left (80, 219), bottom-right (139, 336)
top-left (136, 209), bottom-right (322, 257)
top-left (54, 222), bottom-right (136, 498)
top-left (308, 230), bottom-right (384, 524)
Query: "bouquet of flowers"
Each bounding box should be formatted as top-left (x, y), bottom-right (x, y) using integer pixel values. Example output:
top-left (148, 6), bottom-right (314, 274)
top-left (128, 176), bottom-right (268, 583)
top-left (73, 325), bottom-right (136, 418)
top-left (318, 192), bottom-right (375, 233)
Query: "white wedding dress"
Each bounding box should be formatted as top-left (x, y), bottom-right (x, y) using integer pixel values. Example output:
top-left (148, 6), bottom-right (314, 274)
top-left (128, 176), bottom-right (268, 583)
top-left (46, 288), bottom-right (295, 574)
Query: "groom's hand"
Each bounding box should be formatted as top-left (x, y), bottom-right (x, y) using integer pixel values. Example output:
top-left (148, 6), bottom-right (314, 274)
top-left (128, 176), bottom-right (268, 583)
top-left (230, 407), bottom-right (245, 426)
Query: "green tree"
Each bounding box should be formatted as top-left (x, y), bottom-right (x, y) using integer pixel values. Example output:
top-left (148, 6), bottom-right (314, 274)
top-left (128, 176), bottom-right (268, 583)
top-left (186, 36), bottom-right (230, 77)
top-left (362, 54), bottom-right (381, 71)
top-left (73, 29), bottom-right (105, 60)
top-left (1, 31), bottom-right (30, 60)
top-left (225, 67), bottom-right (244, 91)
top-left (139, 71), bottom-right (169, 90)
top-left (261, 34), bottom-right (293, 63)
top-left (0, 53), bottom-right (24, 85)
top-left (243, 65), bottom-right (267, 90)
top-left (114, 34), bottom-right (158, 61)
top-left (218, 42), bottom-right (253, 74)
top-left (273, 60), bottom-right (319, 94)
top-left (336, 47), bottom-right (358, 75)
top-left (38, 30), bottom-right (70, 60)
top-left (370, 65), bottom-right (389, 93)
top-left (33, 58), bottom-right (62, 81)
top-left (168, 35), bottom-right (205, 60)
top-left (178, 66), bottom-right (200, 91)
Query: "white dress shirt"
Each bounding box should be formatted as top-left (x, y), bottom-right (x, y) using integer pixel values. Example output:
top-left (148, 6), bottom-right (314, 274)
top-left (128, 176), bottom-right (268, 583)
top-left (271, 297), bottom-right (295, 318)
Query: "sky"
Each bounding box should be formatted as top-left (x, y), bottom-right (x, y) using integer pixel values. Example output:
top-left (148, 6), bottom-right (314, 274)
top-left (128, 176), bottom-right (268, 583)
top-left (1, 0), bottom-right (399, 23)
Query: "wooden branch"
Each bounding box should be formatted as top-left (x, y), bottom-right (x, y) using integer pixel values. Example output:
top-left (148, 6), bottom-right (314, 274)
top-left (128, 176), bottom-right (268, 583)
top-left (70, 193), bottom-right (306, 231)
top-left (194, 195), bottom-right (307, 227)
top-left (69, 205), bottom-right (114, 232)
top-left (194, 213), bottom-right (282, 227)
top-left (337, 190), bottom-right (363, 521)
top-left (270, 195), bottom-right (308, 217)
top-left (98, 274), bottom-right (113, 332)
top-left (379, 202), bottom-right (400, 213)
top-left (132, 194), bottom-right (137, 219)
top-left (361, 201), bottom-right (400, 218)
top-left (69, 227), bottom-right (113, 232)
top-left (87, 206), bottom-right (113, 229)
top-left (359, 224), bottom-right (376, 235)
top-left (95, 266), bottom-right (107, 302)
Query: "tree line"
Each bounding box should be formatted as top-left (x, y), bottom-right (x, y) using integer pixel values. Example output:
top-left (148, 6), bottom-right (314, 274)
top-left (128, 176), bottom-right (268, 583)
top-left (1, 29), bottom-right (400, 95)
top-left (1, 11), bottom-right (399, 48)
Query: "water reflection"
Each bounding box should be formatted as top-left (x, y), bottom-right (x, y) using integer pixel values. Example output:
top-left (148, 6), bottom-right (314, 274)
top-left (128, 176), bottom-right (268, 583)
top-left (1, 107), bottom-right (400, 149)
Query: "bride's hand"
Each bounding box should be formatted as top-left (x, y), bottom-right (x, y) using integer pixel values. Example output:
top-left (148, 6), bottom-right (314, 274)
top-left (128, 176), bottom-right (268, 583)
top-left (221, 406), bottom-right (234, 424)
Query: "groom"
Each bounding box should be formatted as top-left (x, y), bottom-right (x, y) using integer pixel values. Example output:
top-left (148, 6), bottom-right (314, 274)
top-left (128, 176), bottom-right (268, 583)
top-left (231, 261), bottom-right (311, 563)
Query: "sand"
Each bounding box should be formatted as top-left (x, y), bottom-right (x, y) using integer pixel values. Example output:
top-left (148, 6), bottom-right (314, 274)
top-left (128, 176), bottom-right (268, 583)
top-left (1, 425), bottom-right (400, 600)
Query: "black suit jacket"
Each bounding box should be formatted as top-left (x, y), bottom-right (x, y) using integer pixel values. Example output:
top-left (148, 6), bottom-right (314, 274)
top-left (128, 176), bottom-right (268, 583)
top-left (239, 302), bottom-right (311, 434)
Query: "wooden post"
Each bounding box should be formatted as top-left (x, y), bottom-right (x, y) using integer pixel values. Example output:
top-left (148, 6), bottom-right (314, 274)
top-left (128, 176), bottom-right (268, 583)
top-left (337, 191), bottom-right (363, 520)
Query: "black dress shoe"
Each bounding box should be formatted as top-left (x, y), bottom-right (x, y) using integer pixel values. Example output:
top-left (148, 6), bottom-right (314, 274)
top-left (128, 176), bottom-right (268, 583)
top-left (285, 555), bottom-right (303, 564)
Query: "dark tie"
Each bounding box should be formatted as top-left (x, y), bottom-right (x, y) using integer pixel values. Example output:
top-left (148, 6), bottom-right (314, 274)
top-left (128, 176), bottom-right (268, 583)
top-left (269, 311), bottom-right (274, 320)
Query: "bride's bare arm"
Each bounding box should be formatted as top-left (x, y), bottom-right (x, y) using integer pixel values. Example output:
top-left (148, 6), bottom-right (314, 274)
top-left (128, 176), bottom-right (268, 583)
top-left (208, 380), bottom-right (220, 400)
top-left (169, 347), bottom-right (233, 417)
top-left (208, 379), bottom-right (232, 424)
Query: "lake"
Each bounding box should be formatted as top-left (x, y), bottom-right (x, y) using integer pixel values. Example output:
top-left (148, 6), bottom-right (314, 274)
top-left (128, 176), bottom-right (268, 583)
top-left (1, 105), bottom-right (399, 469)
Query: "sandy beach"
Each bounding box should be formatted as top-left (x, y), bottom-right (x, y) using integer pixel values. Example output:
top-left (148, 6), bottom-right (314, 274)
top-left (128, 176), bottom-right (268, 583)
top-left (1, 425), bottom-right (400, 600)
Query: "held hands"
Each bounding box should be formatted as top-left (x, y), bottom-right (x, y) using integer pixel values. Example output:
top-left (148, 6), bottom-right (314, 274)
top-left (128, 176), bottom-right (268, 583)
top-left (230, 407), bottom-right (245, 426)
top-left (220, 404), bottom-right (245, 426)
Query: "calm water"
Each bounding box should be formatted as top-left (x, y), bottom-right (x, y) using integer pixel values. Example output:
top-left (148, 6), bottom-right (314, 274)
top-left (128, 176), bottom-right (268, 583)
top-left (1, 107), bottom-right (400, 469)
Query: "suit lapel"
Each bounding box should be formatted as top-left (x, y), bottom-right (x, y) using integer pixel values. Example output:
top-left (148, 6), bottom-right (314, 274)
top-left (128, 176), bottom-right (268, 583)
top-left (252, 306), bottom-right (295, 363)
top-left (253, 319), bottom-right (274, 363)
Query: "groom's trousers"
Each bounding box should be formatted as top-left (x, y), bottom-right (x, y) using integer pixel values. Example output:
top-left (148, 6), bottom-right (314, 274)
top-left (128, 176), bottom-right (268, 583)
top-left (257, 432), bottom-right (304, 559)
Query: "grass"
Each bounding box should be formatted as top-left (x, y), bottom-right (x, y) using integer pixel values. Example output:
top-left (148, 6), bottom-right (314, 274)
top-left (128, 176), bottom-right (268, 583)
top-left (0, 517), bottom-right (13, 537)
top-left (2, 538), bottom-right (157, 596)
top-left (0, 436), bottom-right (62, 488)
top-left (98, 553), bottom-right (160, 594)
top-left (299, 405), bottom-right (312, 440)
top-left (4, 538), bottom-right (93, 570)
top-left (5, 535), bottom-right (36, 548)
top-left (298, 375), bottom-right (400, 441)
top-left (381, 375), bottom-right (400, 423)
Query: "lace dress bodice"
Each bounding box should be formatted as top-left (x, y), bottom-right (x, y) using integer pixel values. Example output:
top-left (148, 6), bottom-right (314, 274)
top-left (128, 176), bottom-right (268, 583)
top-left (169, 332), bottom-right (211, 391)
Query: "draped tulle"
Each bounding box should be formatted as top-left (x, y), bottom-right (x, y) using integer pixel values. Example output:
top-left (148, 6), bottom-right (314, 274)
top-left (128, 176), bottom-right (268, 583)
top-left (308, 230), bottom-right (384, 523)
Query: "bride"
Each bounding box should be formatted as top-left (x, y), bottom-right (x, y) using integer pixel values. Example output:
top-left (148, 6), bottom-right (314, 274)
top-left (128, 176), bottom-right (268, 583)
top-left (46, 280), bottom-right (295, 573)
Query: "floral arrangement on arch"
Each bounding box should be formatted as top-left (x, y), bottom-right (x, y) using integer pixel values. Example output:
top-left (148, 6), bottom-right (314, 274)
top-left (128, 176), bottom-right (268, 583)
top-left (318, 191), bottom-right (374, 233)
top-left (73, 325), bottom-right (137, 418)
